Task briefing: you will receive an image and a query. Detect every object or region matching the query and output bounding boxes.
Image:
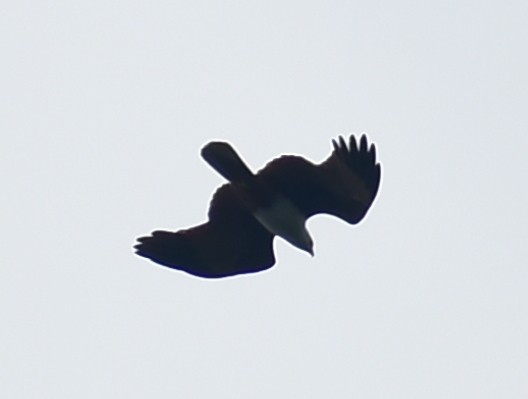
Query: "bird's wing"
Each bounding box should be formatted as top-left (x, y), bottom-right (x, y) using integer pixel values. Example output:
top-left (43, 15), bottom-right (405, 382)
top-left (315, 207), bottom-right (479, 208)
top-left (134, 184), bottom-right (275, 278)
top-left (257, 135), bottom-right (381, 224)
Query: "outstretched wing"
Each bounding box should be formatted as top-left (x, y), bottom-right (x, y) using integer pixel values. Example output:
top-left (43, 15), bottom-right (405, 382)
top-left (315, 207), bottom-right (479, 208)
top-left (134, 184), bottom-right (275, 278)
top-left (257, 134), bottom-right (381, 224)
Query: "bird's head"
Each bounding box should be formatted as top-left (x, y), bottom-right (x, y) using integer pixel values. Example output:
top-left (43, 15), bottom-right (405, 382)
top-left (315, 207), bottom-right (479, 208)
top-left (286, 227), bottom-right (314, 257)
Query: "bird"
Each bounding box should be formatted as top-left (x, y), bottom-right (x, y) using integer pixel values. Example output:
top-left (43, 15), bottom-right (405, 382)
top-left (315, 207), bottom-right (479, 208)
top-left (134, 134), bottom-right (381, 278)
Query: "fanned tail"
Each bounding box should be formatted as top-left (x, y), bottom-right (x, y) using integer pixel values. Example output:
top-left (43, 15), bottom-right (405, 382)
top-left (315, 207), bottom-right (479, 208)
top-left (201, 141), bottom-right (254, 183)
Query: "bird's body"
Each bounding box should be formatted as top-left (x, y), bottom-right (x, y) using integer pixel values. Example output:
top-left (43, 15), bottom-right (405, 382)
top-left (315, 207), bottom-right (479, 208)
top-left (134, 135), bottom-right (381, 278)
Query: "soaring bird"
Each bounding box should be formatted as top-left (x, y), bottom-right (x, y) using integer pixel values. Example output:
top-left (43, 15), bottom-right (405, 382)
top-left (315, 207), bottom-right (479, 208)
top-left (134, 135), bottom-right (381, 278)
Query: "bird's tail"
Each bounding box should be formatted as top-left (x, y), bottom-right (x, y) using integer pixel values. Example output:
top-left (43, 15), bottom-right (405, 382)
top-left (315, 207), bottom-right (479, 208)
top-left (201, 141), bottom-right (254, 183)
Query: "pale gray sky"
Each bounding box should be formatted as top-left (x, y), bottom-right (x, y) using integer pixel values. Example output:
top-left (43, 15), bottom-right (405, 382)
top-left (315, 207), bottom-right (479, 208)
top-left (2, 1), bottom-right (527, 397)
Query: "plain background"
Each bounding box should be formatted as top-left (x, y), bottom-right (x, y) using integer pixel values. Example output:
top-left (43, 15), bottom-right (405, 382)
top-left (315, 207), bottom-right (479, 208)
top-left (2, 1), bottom-right (527, 397)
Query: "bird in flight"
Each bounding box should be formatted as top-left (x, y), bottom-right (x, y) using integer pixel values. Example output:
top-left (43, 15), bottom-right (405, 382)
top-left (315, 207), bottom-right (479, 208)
top-left (134, 135), bottom-right (381, 278)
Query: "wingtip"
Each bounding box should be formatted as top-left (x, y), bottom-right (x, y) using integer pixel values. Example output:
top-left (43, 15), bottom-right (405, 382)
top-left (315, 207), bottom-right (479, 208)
top-left (359, 134), bottom-right (367, 152)
top-left (349, 135), bottom-right (358, 154)
top-left (339, 135), bottom-right (347, 149)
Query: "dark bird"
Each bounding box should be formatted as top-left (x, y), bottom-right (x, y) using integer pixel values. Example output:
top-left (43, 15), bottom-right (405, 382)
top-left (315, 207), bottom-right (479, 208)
top-left (134, 135), bottom-right (381, 278)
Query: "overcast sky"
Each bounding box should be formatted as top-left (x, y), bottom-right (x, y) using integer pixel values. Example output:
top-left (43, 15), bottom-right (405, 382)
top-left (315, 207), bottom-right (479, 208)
top-left (2, 1), bottom-right (528, 397)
